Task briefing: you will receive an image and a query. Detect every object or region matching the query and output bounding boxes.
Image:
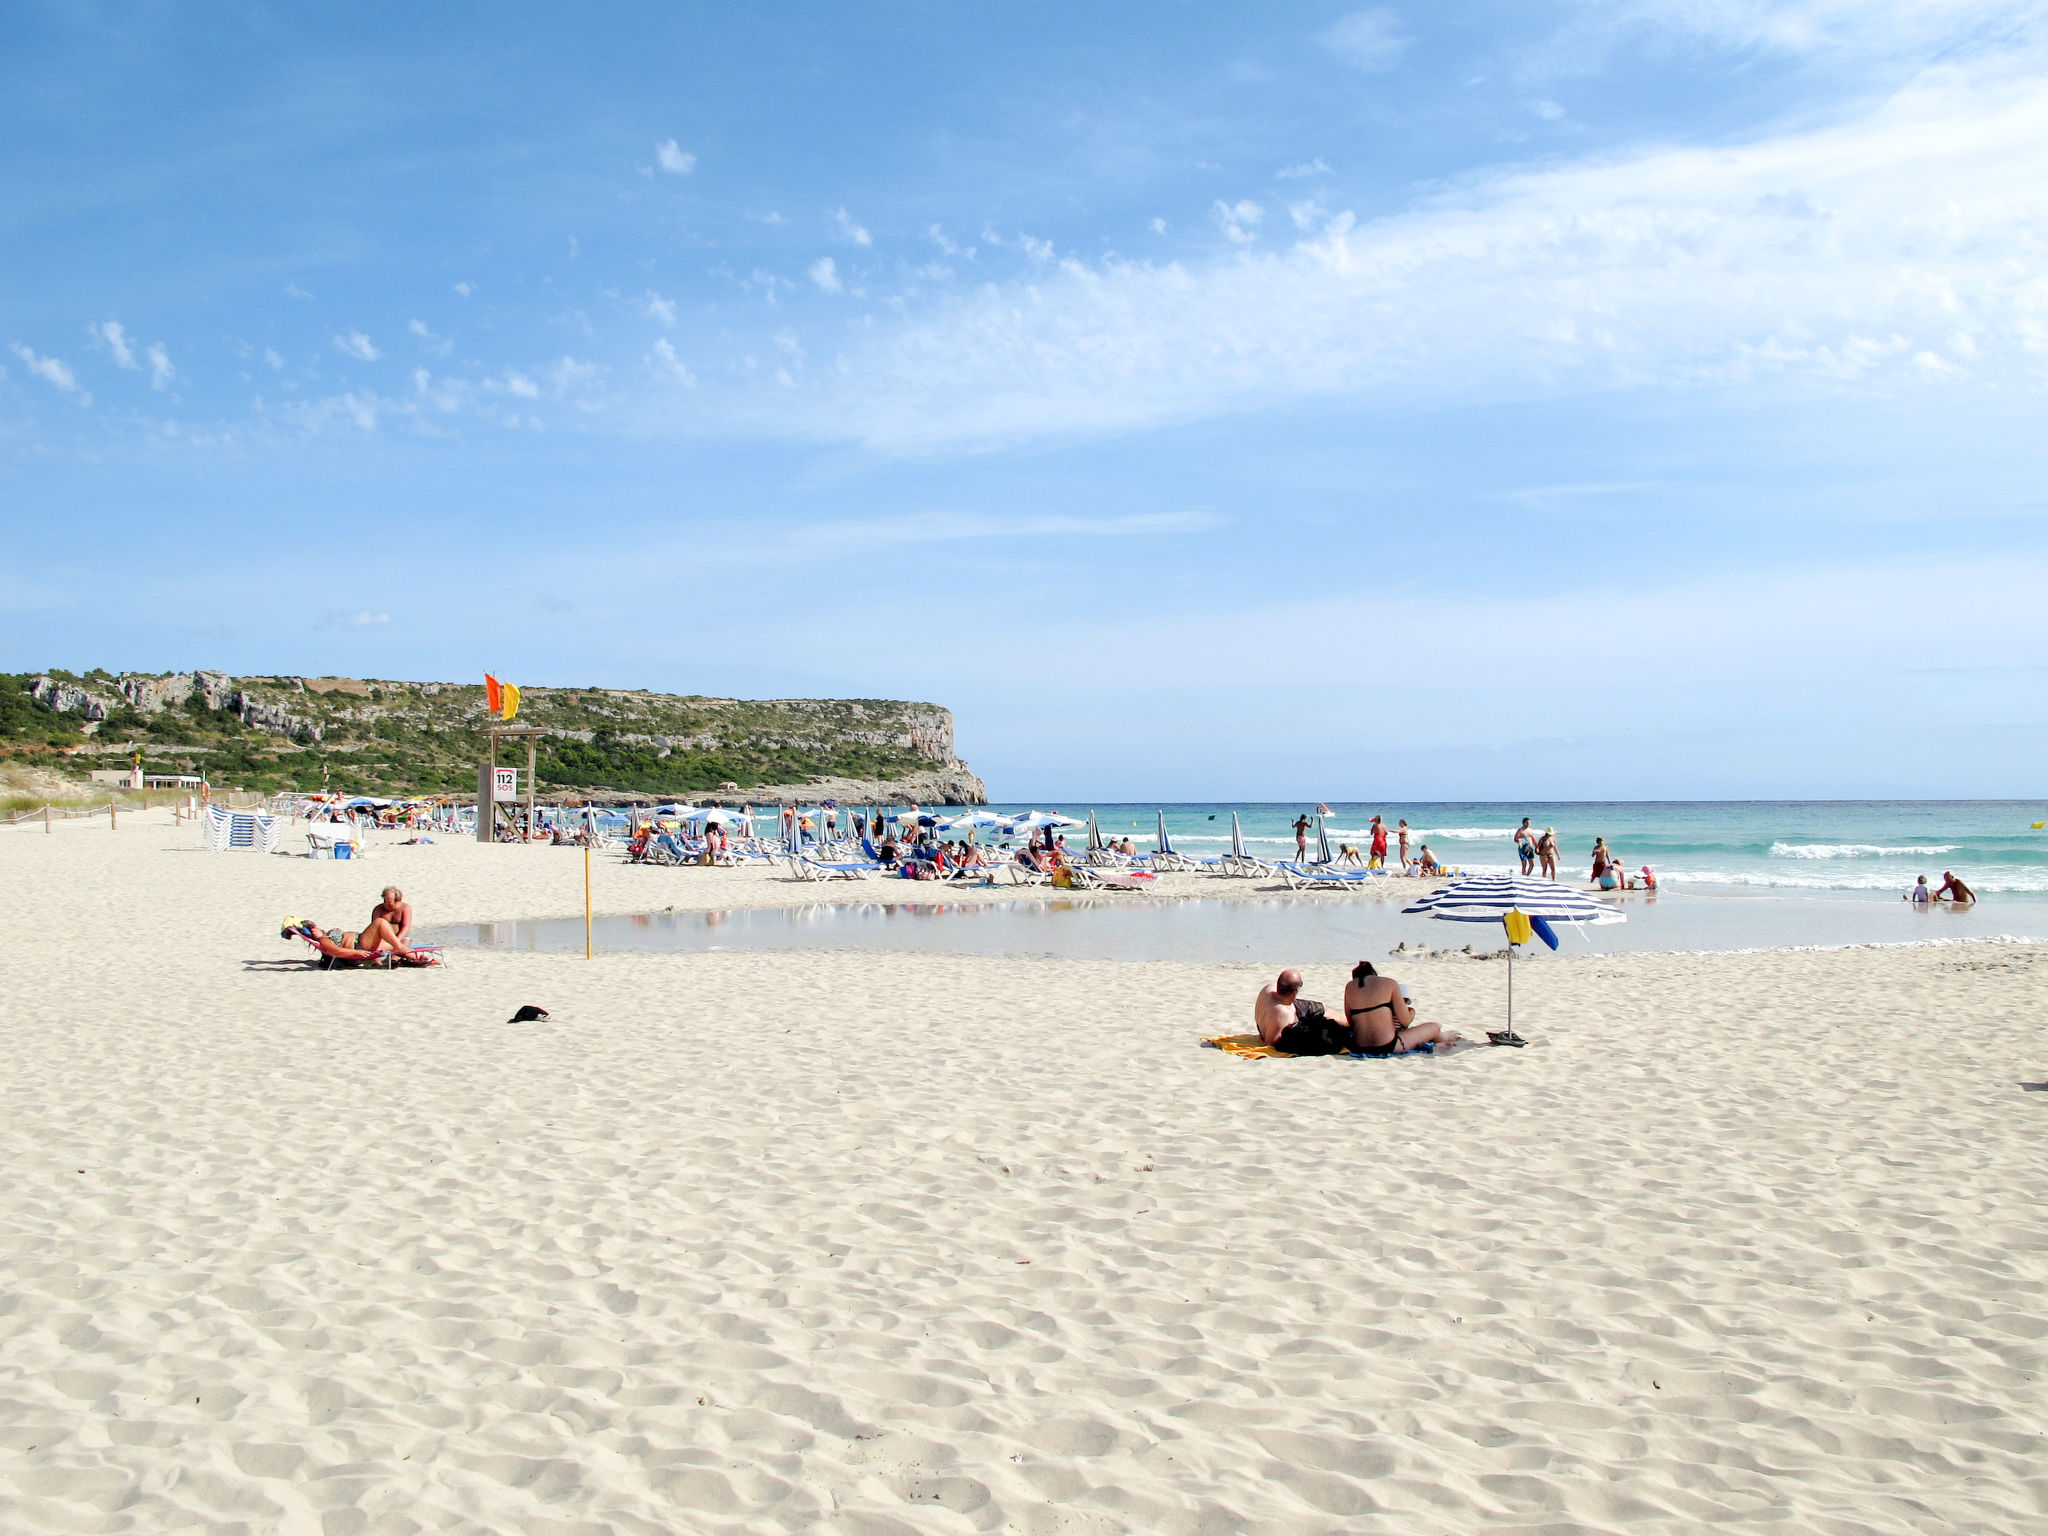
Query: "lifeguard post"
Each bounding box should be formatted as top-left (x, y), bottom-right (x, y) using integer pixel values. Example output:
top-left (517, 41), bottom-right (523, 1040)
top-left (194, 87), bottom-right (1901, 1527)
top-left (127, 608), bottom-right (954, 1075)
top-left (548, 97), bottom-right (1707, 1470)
top-left (477, 725), bottom-right (552, 843)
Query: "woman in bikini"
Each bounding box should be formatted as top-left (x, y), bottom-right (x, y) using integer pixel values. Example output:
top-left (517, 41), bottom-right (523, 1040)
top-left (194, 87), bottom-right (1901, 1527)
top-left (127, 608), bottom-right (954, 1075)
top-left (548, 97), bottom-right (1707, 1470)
top-left (1342, 961), bottom-right (1459, 1053)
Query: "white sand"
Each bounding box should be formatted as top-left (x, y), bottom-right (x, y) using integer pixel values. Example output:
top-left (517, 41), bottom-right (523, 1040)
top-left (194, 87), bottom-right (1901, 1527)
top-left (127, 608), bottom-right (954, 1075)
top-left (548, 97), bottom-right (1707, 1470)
top-left (3, 814), bottom-right (2045, 1534)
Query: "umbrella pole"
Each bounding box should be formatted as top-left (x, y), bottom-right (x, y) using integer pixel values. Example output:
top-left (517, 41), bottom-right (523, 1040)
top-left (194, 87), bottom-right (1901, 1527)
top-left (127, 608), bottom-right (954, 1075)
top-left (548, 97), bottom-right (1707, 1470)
top-left (1507, 941), bottom-right (1515, 1036)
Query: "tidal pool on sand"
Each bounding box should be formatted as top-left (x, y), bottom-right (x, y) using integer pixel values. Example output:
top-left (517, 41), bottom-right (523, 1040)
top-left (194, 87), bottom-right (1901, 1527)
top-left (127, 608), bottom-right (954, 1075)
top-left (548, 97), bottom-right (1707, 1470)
top-left (425, 887), bottom-right (2046, 962)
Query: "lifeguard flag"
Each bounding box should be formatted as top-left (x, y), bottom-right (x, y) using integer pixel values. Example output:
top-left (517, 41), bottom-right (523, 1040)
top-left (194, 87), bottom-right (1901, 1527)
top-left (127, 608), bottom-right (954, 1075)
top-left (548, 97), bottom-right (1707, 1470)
top-left (484, 673), bottom-right (504, 712)
top-left (500, 683), bottom-right (520, 722)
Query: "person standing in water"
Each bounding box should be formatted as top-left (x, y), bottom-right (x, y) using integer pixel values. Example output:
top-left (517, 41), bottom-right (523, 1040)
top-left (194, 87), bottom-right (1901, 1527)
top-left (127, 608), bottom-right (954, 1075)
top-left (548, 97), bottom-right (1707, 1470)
top-left (1397, 819), bottom-right (1411, 870)
top-left (1514, 818), bottom-right (1536, 875)
top-left (1537, 827), bottom-right (1559, 880)
top-left (1292, 814), bottom-right (1311, 861)
top-left (1369, 816), bottom-right (1389, 870)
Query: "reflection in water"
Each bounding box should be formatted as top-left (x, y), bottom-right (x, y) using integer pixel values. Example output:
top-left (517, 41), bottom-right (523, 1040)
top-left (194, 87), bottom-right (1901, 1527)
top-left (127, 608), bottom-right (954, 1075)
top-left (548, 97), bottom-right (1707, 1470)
top-left (421, 889), bottom-right (2046, 964)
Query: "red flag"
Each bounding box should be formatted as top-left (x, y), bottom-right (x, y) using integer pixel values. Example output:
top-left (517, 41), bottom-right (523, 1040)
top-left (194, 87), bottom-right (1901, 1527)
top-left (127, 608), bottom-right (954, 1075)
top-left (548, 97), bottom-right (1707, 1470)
top-left (485, 673), bottom-right (503, 713)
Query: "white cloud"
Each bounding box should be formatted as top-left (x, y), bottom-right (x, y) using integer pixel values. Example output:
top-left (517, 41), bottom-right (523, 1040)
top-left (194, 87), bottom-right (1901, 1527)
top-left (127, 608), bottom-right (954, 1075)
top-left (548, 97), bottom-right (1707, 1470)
top-left (835, 207), bottom-right (872, 246)
top-left (656, 139), bottom-right (696, 175)
top-left (1212, 199), bottom-right (1265, 243)
top-left (1277, 158), bottom-right (1334, 180)
top-left (334, 331), bottom-right (381, 362)
top-left (408, 319), bottom-right (453, 356)
top-left (502, 371), bottom-right (540, 399)
top-left (1533, 99), bottom-right (1567, 120)
top-left (1287, 198), bottom-right (1329, 230)
top-left (927, 224), bottom-right (959, 256)
top-left (93, 320), bottom-right (138, 369)
top-left (735, 46), bottom-right (2048, 453)
top-left (548, 356), bottom-right (598, 393)
top-left (643, 291), bottom-right (677, 326)
top-left (285, 283), bottom-right (312, 300)
top-left (1150, 217), bottom-right (1168, 234)
top-left (651, 337), bottom-right (696, 386)
top-left (1613, 0), bottom-right (2039, 60)
top-left (778, 508), bottom-right (1223, 554)
top-left (809, 256), bottom-right (842, 293)
top-left (318, 609), bottom-right (392, 628)
top-left (146, 343), bottom-right (173, 390)
top-left (263, 348), bottom-right (285, 370)
top-left (1018, 233), bottom-right (1055, 263)
top-left (10, 344), bottom-right (90, 404)
top-left (453, 281), bottom-right (473, 298)
top-left (1320, 9), bottom-right (1411, 72)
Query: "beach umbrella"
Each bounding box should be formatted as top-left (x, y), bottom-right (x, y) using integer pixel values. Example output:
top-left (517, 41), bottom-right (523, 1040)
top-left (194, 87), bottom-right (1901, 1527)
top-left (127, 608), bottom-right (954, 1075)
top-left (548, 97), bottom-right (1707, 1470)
top-left (1403, 875), bottom-right (1624, 1044)
top-left (680, 806), bottom-right (745, 826)
top-left (941, 810), bottom-right (1006, 843)
top-left (1155, 810), bottom-right (1176, 856)
top-left (1229, 810), bottom-right (1247, 862)
top-left (1087, 810), bottom-right (1104, 852)
top-left (1313, 814), bottom-right (1333, 866)
top-left (1007, 810), bottom-right (1081, 831)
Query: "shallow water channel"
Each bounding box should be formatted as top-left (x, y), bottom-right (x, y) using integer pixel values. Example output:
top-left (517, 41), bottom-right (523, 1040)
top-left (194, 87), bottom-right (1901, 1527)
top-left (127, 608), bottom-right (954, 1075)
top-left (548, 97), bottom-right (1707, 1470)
top-left (425, 886), bottom-right (2047, 963)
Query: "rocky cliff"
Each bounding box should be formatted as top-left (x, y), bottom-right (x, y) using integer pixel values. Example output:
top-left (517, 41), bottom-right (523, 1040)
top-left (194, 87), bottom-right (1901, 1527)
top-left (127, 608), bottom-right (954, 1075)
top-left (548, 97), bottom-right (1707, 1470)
top-left (14, 671), bottom-right (987, 802)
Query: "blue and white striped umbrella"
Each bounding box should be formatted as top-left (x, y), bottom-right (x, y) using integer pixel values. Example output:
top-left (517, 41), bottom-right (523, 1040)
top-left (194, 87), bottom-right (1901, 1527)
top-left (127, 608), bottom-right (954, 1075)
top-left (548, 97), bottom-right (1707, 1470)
top-left (1313, 814), bottom-right (1333, 866)
top-left (1229, 810), bottom-right (1247, 860)
top-left (1405, 874), bottom-right (1622, 1042)
top-left (1403, 874), bottom-right (1625, 925)
top-left (1155, 810), bottom-right (1176, 856)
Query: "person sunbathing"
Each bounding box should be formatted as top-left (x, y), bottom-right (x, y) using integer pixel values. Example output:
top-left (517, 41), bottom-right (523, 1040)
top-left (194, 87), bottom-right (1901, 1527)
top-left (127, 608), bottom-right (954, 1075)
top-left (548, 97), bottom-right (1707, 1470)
top-left (337, 887), bottom-right (415, 955)
top-left (1342, 961), bottom-right (1459, 1053)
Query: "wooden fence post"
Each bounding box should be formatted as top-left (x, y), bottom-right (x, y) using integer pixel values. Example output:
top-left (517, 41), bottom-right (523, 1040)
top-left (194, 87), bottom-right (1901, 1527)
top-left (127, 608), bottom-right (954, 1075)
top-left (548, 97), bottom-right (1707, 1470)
top-left (45, 804), bottom-right (52, 834)
top-left (110, 797), bottom-right (118, 830)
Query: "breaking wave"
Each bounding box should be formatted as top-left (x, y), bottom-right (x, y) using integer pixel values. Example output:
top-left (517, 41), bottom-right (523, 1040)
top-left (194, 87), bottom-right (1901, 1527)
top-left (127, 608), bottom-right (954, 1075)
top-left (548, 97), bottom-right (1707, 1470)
top-left (1770, 842), bottom-right (1960, 859)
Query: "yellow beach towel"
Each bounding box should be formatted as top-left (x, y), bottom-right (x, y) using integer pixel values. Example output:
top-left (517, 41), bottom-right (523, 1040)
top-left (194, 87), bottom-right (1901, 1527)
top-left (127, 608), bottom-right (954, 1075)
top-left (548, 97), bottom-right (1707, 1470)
top-left (1202, 1033), bottom-right (1288, 1059)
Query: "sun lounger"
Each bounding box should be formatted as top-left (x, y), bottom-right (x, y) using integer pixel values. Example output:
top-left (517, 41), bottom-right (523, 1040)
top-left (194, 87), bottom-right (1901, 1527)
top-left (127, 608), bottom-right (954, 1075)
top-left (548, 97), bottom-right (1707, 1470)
top-left (1279, 862), bottom-right (1377, 891)
top-left (1062, 865), bottom-right (1159, 892)
top-left (787, 855), bottom-right (882, 882)
top-left (282, 921), bottom-right (443, 969)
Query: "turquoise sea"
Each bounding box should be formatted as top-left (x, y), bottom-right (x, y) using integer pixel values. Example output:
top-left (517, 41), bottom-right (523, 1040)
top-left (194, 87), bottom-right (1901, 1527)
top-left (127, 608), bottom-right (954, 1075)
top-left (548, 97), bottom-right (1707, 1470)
top-left (988, 801), bottom-right (2048, 895)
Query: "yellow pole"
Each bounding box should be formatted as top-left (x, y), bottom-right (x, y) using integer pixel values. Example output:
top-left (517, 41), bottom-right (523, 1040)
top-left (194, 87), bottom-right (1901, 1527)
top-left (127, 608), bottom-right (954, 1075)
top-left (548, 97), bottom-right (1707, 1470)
top-left (584, 842), bottom-right (593, 960)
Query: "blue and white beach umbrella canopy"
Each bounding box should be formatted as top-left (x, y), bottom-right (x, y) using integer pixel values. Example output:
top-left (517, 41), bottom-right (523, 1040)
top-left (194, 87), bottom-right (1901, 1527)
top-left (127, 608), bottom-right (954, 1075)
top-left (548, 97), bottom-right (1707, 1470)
top-left (1229, 810), bottom-right (1247, 860)
top-left (1155, 810), bottom-right (1176, 855)
top-left (940, 811), bottom-right (1008, 832)
top-left (1006, 811), bottom-right (1083, 833)
top-left (1403, 875), bottom-right (1625, 925)
top-left (680, 806), bottom-right (745, 826)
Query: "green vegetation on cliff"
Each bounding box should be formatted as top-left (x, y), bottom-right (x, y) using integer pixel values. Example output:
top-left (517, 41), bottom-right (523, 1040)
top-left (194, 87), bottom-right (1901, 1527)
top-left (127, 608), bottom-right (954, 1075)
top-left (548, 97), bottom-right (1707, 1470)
top-left (4, 672), bottom-right (968, 799)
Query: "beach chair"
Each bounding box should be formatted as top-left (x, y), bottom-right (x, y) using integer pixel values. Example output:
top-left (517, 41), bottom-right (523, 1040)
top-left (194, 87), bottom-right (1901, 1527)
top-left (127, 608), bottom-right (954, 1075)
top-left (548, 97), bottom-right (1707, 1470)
top-left (306, 822), bottom-right (361, 860)
top-left (1063, 864), bottom-right (1160, 892)
top-left (1279, 862), bottom-right (1376, 892)
top-left (787, 854), bottom-right (882, 882)
top-left (281, 921), bottom-right (443, 969)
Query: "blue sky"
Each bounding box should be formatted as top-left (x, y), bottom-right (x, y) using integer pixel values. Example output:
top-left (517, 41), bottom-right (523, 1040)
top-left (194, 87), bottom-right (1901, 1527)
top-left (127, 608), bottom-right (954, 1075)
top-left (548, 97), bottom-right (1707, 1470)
top-left (5, 1), bottom-right (2048, 799)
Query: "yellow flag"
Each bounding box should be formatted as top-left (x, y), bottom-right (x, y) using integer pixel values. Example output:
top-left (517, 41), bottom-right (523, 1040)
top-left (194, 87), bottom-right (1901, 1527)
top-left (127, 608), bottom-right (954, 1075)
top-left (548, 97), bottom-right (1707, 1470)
top-left (1502, 908), bottom-right (1534, 946)
top-left (501, 683), bottom-right (521, 722)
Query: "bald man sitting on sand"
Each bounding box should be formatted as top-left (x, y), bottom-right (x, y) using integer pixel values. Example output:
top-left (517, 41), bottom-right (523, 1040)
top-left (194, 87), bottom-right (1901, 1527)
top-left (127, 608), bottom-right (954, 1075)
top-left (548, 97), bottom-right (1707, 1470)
top-left (1253, 969), bottom-right (1357, 1056)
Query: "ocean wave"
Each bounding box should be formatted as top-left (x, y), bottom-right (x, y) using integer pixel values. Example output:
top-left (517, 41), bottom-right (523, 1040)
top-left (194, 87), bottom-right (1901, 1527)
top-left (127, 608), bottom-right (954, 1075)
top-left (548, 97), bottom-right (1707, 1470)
top-left (1770, 841), bottom-right (1960, 859)
top-left (1322, 825), bottom-right (1514, 840)
top-left (1657, 866), bottom-right (2048, 894)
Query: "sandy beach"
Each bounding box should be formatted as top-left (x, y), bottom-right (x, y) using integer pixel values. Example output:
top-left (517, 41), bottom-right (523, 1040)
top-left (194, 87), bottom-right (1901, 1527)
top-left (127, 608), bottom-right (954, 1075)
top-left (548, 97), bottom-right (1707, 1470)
top-left (3, 813), bottom-right (2045, 1534)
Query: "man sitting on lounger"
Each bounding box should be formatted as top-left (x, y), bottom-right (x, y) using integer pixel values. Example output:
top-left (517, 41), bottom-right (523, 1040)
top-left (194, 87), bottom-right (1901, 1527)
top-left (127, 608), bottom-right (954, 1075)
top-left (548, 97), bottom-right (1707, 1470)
top-left (336, 887), bottom-right (415, 955)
